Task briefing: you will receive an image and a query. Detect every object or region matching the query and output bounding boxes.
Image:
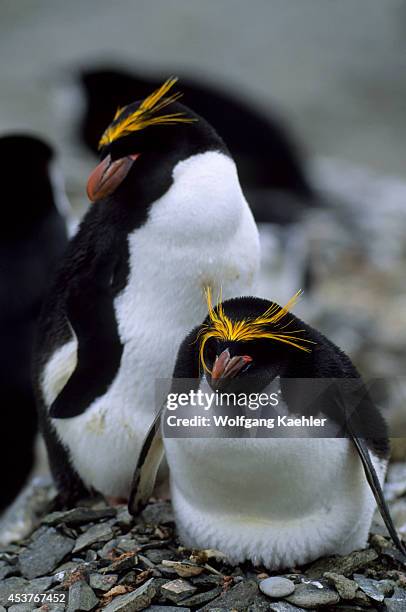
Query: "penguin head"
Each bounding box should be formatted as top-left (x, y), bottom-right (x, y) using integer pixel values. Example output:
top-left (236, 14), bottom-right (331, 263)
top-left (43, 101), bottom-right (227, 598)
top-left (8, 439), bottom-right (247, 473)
top-left (198, 290), bottom-right (314, 393)
top-left (0, 134), bottom-right (64, 237)
top-left (86, 77), bottom-right (229, 205)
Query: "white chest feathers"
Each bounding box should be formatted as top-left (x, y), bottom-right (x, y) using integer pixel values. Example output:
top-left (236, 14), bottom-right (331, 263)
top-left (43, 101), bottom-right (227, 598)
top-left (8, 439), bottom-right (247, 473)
top-left (41, 150), bottom-right (260, 498)
top-left (163, 378), bottom-right (387, 569)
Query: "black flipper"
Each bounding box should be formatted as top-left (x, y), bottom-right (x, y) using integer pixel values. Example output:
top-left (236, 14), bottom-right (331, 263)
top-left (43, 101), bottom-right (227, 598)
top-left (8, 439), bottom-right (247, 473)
top-left (128, 405), bottom-right (165, 516)
top-left (332, 383), bottom-right (406, 557)
top-left (350, 433), bottom-right (406, 556)
top-left (50, 250), bottom-right (124, 418)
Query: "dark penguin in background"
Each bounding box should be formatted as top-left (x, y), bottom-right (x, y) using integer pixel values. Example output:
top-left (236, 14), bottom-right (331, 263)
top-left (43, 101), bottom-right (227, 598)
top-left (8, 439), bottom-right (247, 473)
top-left (131, 291), bottom-right (405, 568)
top-left (77, 67), bottom-right (316, 224)
top-left (34, 79), bottom-right (259, 506)
top-left (0, 135), bottom-right (69, 513)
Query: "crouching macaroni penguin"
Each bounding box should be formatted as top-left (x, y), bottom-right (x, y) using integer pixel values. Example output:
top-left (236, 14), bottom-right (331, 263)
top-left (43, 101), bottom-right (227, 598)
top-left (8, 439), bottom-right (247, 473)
top-left (130, 290), bottom-right (405, 569)
top-left (33, 78), bottom-right (260, 505)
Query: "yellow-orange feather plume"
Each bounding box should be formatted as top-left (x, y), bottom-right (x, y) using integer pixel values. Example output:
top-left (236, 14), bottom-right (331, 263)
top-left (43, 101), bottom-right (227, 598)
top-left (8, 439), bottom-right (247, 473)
top-left (198, 288), bottom-right (314, 372)
top-left (98, 77), bottom-right (196, 149)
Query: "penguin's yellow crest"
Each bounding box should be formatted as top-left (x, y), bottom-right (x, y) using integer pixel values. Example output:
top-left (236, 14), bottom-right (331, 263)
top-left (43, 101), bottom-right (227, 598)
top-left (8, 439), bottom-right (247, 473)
top-left (98, 77), bottom-right (196, 149)
top-left (198, 288), bottom-right (314, 373)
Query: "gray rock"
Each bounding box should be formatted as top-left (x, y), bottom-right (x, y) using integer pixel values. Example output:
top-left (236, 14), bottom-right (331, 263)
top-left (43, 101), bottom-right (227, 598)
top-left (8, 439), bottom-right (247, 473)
top-left (0, 576), bottom-right (52, 607)
top-left (377, 580), bottom-right (396, 597)
top-left (352, 589), bottom-right (373, 606)
top-left (116, 537), bottom-right (137, 553)
top-left (85, 549), bottom-right (98, 562)
top-left (138, 554), bottom-right (156, 569)
top-left (385, 594), bottom-right (406, 612)
top-left (285, 581), bottom-right (340, 608)
top-left (324, 572), bottom-right (358, 599)
top-left (202, 609), bottom-right (233, 612)
top-left (148, 577), bottom-right (170, 594)
top-left (0, 562), bottom-right (15, 580)
top-left (145, 607), bottom-right (190, 612)
top-left (54, 561), bottom-right (84, 581)
top-left (141, 502), bottom-right (174, 525)
top-left (191, 574), bottom-right (222, 588)
top-left (72, 522), bottom-right (114, 553)
top-left (199, 580), bottom-right (259, 611)
top-left (116, 507), bottom-right (133, 529)
top-left (246, 597), bottom-right (273, 612)
top-left (353, 573), bottom-right (385, 602)
top-left (179, 586), bottom-right (222, 607)
top-left (161, 578), bottom-right (196, 603)
top-left (8, 606), bottom-right (38, 612)
top-left (98, 538), bottom-right (119, 559)
top-left (30, 576), bottom-right (54, 592)
top-left (19, 527), bottom-right (74, 579)
top-left (160, 560), bottom-right (204, 578)
top-left (119, 570), bottom-right (137, 586)
top-left (0, 478), bottom-right (56, 547)
top-left (370, 534), bottom-right (393, 552)
top-left (145, 549), bottom-right (174, 564)
top-left (2, 543), bottom-right (21, 554)
top-left (384, 587), bottom-right (406, 612)
top-left (380, 546), bottom-right (406, 567)
top-left (67, 580), bottom-right (99, 612)
top-left (155, 566), bottom-right (177, 577)
top-left (101, 552), bottom-right (137, 573)
top-left (0, 606), bottom-right (5, 612)
top-left (259, 576), bottom-right (296, 598)
top-left (103, 578), bottom-right (156, 611)
top-left (89, 572), bottom-right (118, 592)
top-left (0, 555), bottom-right (18, 568)
top-left (44, 507), bottom-right (117, 526)
top-left (330, 607), bottom-right (369, 612)
top-left (305, 548), bottom-right (378, 578)
top-left (257, 603), bottom-right (307, 612)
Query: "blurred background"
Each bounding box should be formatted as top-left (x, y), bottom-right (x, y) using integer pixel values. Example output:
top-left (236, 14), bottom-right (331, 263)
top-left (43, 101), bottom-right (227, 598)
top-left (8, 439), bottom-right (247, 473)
top-left (2, 1), bottom-right (406, 170)
top-left (1, 0), bottom-right (406, 517)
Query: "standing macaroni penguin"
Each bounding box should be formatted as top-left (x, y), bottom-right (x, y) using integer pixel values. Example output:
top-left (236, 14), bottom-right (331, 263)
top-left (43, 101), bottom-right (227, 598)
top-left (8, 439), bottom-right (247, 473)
top-left (34, 79), bottom-right (260, 505)
top-left (131, 291), bottom-right (404, 568)
top-left (0, 135), bottom-right (69, 512)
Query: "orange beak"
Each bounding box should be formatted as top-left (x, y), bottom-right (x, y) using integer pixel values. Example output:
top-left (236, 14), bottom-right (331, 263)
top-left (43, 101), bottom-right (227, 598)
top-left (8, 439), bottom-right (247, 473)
top-left (211, 348), bottom-right (253, 380)
top-left (86, 153), bottom-right (140, 202)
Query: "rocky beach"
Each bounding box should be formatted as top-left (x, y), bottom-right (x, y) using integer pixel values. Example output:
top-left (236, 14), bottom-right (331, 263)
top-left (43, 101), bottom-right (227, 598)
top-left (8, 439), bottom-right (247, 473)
top-left (1, 459), bottom-right (406, 612)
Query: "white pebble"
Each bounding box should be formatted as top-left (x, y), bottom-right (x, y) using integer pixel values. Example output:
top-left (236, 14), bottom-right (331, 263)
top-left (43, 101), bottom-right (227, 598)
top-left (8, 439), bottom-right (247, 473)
top-left (259, 576), bottom-right (296, 598)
